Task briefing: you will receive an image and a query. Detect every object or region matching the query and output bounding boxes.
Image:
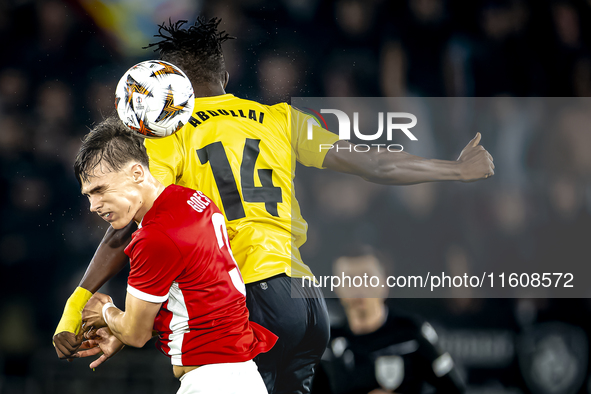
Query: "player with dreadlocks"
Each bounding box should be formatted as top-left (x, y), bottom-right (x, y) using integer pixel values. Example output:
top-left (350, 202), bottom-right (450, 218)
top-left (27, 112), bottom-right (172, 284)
top-left (54, 17), bottom-right (494, 394)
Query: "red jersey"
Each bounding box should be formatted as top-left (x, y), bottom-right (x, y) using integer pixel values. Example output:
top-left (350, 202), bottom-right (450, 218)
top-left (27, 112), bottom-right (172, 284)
top-left (124, 184), bottom-right (277, 366)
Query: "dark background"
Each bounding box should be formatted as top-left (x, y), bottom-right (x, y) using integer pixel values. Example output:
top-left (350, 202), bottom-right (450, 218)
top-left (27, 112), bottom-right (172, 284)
top-left (1, 0), bottom-right (591, 392)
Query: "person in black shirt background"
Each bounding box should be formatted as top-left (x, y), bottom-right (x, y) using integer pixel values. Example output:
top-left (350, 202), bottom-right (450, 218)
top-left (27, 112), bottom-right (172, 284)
top-left (312, 245), bottom-right (464, 394)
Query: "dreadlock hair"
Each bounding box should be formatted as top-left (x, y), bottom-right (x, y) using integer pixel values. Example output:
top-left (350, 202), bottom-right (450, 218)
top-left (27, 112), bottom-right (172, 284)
top-left (74, 115), bottom-right (150, 187)
top-left (144, 17), bottom-right (235, 86)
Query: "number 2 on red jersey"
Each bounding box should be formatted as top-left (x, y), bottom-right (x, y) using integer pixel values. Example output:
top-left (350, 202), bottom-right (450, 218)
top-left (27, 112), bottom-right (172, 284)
top-left (211, 212), bottom-right (247, 296)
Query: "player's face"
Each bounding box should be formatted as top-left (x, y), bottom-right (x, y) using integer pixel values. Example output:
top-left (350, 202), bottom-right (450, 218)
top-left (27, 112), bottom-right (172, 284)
top-left (81, 162), bottom-right (144, 229)
top-left (334, 255), bottom-right (388, 312)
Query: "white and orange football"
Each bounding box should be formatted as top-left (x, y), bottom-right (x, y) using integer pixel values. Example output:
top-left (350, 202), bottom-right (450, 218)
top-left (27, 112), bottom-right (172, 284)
top-left (115, 60), bottom-right (194, 138)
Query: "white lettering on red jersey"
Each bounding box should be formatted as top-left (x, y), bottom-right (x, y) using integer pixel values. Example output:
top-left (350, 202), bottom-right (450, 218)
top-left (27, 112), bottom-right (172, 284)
top-left (125, 184), bottom-right (277, 366)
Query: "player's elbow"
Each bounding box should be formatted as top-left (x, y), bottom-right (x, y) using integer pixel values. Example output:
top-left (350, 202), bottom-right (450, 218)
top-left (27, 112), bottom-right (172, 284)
top-left (124, 336), bottom-right (151, 348)
top-left (121, 328), bottom-right (152, 348)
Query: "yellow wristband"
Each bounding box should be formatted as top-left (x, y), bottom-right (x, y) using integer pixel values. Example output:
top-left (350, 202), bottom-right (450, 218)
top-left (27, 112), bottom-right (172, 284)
top-left (53, 287), bottom-right (93, 337)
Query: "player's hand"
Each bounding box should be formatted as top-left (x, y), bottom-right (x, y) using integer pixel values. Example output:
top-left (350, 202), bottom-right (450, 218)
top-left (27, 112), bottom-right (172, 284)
top-left (54, 331), bottom-right (84, 360)
top-left (82, 292), bottom-right (113, 328)
top-left (74, 327), bottom-right (124, 369)
top-left (456, 132), bottom-right (495, 182)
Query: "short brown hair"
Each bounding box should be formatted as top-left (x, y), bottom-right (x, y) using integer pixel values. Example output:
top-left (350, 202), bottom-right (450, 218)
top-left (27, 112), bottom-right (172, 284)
top-left (74, 116), bottom-right (150, 186)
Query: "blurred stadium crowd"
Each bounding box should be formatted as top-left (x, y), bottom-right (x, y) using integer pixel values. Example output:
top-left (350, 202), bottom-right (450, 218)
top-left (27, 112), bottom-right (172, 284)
top-left (1, 0), bottom-right (591, 393)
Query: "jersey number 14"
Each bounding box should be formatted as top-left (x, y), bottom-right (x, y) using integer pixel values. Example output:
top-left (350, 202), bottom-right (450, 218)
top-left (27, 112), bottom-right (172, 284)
top-left (197, 139), bottom-right (282, 221)
top-left (212, 212), bottom-right (246, 296)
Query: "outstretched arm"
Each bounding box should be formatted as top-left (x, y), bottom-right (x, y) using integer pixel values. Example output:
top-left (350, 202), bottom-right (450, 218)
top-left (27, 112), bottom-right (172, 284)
top-left (322, 133), bottom-right (494, 185)
top-left (53, 221), bottom-right (136, 359)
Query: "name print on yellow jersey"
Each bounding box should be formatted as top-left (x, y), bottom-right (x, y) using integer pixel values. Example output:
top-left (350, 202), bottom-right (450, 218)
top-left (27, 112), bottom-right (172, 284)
top-left (187, 108), bottom-right (265, 127)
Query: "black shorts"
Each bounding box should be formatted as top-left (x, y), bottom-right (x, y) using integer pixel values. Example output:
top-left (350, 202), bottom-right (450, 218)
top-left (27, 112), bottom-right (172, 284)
top-left (246, 275), bottom-right (330, 394)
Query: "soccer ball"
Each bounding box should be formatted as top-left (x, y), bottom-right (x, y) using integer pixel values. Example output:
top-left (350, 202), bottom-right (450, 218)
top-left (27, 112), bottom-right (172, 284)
top-left (115, 60), bottom-right (194, 138)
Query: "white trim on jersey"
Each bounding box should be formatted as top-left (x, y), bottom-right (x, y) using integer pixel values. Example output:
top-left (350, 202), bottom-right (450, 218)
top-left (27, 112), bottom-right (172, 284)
top-left (167, 281), bottom-right (191, 366)
top-left (127, 284), bottom-right (169, 303)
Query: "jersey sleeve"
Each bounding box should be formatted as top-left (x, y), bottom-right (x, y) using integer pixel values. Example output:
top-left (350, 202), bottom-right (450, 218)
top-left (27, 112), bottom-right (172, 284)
top-left (289, 105), bottom-right (340, 169)
top-left (127, 229), bottom-right (185, 303)
top-left (144, 134), bottom-right (184, 187)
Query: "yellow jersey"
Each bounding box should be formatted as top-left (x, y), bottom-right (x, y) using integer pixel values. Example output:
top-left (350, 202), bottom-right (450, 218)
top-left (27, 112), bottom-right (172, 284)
top-left (144, 94), bottom-right (339, 283)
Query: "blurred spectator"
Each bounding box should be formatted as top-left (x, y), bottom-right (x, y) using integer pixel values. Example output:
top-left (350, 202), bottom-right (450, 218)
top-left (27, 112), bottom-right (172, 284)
top-left (258, 52), bottom-right (302, 103)
top-left (382, 0), bottom-right (453, 96)
top-left (312, 245), bottom-right (465, 393)
top-left (0, 68), bottom-right (29, 112)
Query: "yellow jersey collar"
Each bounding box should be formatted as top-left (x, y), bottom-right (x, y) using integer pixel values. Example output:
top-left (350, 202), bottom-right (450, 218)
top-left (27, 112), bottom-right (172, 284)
top-left (193, 94), bottom-right (235, 105)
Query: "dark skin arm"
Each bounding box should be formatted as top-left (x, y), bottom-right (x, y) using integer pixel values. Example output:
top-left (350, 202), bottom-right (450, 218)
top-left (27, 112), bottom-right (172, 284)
top-left (322, 133), bottom-right (494, 184)
top-left (79, 221), bottom-right (136, 293)
top-left (53, 221), bottom-right (136, 359)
